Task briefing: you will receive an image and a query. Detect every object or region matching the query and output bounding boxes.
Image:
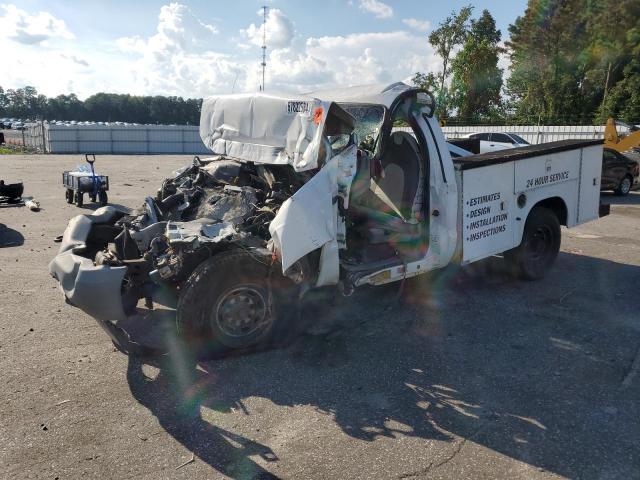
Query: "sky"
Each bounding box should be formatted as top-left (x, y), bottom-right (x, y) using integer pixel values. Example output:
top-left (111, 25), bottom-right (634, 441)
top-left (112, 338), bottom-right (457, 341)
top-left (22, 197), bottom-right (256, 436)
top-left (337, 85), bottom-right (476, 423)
top-left (0, 0), bottom-right (528, 99)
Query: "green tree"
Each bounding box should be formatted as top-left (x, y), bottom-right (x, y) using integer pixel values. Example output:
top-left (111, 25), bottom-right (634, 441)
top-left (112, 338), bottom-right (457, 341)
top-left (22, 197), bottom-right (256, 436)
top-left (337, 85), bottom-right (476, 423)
top-left (450, 10), bottom-right (504, 123)
top-left (46, 94), bottom-right (85, 121)
top-left (411, 72), bottom-right (451, 118)
top-left (0, 86), bottom-right (6, 115)
top-left (506, 0), bottom-right (640, 125)
top-left (427, 5), bottom-right (474, 116)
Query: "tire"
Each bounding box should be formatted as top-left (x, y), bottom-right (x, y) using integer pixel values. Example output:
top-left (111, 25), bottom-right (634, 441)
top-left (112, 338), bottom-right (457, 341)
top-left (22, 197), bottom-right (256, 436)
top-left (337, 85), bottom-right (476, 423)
top-left (615, 176), bottom-right (632, 196)
top-left (74, 191), bottom-right (83, 207)
top-left (65, 189), bottom-right (74, 204)
top-left (504, 206), bottom-right (561, 280)
top-left (98, 190), bottom-right (108, 206)
top-left (176, 249), bottom-right (300, 357)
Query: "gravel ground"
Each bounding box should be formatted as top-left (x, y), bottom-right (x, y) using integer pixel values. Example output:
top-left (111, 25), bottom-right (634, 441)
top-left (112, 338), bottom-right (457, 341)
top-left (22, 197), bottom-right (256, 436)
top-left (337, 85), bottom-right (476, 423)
top-left (1, 154), bottom-right (639, 480)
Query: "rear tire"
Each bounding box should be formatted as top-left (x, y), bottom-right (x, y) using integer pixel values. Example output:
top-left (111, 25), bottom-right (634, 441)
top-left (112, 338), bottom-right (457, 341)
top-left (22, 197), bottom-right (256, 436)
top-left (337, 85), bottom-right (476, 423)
top-left (615, 176), bottom-right (632, 196)
top-left (74, 191), bottom-right (83, 207)
top-left (98, 190), bottom-right (108, 206)
top-left (504, 206), bottom-right (560, 280)
top-left (176, 249), bottom-right (300, 358)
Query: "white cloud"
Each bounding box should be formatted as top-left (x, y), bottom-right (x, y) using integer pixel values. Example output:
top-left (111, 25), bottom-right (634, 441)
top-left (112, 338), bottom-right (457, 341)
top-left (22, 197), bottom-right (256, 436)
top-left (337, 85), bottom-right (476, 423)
top-left (61, 54), bottom-right (89, 67)
top-left (358, 0), bottom-right (393, 19)
top-left (118, 2), bottom-right (218, 55)
top-left (0, 3), bottom-right (443, 100)
top-left (240, 8), bottom-right (295, 49)
top-left (301, 31), bottom-right (438, 87)
top-left (402, 18), bottom-right (431, 32)
top-left (0, 4), bottom-right (74, 45)
top-left (115, 2), bottom-right (241, 97)
top-left (251, 30), bottom-right (441, 93)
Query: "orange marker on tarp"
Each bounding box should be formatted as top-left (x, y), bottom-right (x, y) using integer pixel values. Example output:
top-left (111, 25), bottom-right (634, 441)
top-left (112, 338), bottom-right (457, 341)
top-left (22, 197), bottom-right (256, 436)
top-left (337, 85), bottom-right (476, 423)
top-left (313, 107), bottom-right (323, 125)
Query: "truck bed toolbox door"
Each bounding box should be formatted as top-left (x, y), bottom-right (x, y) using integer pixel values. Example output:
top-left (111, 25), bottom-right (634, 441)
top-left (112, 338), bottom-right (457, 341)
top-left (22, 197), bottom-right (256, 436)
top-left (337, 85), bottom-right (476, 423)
top-left (461, 162), bottom-right (514, 264)
top-left (577, 145), bottom-right (603, 223)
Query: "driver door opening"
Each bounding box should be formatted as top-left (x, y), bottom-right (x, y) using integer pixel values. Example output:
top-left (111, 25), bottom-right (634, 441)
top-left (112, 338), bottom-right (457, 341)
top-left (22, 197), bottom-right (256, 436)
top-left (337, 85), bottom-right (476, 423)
top-left (344, 96), bottom-right (430, 266)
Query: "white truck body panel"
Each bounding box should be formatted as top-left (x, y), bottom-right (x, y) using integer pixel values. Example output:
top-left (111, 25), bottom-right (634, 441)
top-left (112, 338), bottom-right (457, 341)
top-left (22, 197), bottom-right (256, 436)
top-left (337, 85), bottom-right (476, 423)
top-left (577, 145), bottom-right (603, 223)
top-left (457, 143), bottom-right (602, 265)
top-left (460, 162), bottom-right (515, 263)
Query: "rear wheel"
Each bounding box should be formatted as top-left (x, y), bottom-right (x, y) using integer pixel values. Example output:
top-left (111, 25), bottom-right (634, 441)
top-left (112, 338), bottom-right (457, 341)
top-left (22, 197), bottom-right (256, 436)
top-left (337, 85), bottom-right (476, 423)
top-left (615, 176), bottom-right (632, 196)
top-left (74, 191), bottom-right (83, 207)
top-left (98, 190), bottom-right (108, 206)
top-left (504, 206), bottom-right (560, 280)
top-left (176, 249), bottom-right (300, 357)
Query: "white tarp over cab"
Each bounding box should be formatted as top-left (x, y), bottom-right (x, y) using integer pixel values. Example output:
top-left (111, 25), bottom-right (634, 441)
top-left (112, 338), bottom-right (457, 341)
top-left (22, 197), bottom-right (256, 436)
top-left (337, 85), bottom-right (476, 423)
top-left (200, 93), bottom-right (338, 172)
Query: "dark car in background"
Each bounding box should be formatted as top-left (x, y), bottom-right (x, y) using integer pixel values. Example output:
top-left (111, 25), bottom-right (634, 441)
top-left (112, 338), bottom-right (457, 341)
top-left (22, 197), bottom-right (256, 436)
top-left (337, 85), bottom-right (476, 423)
top-left (601, 147), bottom-right (639, 195)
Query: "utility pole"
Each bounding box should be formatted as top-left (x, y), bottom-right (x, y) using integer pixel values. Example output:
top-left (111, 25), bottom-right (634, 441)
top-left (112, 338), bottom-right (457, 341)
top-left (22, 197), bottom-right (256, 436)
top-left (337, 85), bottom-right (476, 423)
top-left (260, 6), bottom-right (268, 92)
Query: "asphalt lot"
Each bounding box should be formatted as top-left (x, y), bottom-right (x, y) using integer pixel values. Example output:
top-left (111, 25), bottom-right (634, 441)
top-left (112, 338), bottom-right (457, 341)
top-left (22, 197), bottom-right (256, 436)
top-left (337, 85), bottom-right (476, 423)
top-left (1, 154), bottom-right (639, 479)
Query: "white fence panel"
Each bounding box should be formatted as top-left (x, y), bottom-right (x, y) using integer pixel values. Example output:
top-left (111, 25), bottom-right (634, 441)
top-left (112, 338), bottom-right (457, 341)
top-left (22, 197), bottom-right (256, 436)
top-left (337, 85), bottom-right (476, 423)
top-left (441, 125), bottom-right (604, 144)
top-left (13, 123), bottom-right (606, 153)
top-left (43, 124), bottom-right (211, 154)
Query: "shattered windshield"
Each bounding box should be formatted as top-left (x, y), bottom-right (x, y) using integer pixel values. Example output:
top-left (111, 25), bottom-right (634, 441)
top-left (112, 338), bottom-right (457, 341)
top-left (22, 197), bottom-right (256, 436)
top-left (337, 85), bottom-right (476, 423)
top-left (339, 104), bottom-right (385, 153)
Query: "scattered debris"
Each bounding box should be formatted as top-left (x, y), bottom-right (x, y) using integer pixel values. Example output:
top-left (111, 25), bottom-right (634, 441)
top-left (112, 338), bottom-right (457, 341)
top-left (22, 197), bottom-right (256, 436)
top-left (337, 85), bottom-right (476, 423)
top-left (53, 235), bottom-right (63, 243)
top-left (25, 198), bottom-right (40, 211)
top-left (0, 180), bottom-right (23, 201)
top-left (261, 452), bottom-right (279, 462)
top-left (175, 453), bottom-right (195, 470)
top-left (55, 399), bottom-right (71, 406)
top-left (558, 288), bottom-right (577, 304)
top-left (0, 180), bottom-right (25, 208)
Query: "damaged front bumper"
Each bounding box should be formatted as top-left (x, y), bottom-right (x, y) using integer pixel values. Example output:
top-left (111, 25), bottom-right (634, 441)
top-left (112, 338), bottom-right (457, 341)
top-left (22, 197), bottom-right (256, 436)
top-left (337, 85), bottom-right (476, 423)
top-left (49, 206), bottom-right (129, 322)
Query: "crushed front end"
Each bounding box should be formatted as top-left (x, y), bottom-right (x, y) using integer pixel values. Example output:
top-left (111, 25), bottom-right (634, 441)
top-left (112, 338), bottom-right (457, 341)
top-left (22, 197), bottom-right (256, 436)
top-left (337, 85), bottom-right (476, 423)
top-left (49, 156), bottom-right (306, 345)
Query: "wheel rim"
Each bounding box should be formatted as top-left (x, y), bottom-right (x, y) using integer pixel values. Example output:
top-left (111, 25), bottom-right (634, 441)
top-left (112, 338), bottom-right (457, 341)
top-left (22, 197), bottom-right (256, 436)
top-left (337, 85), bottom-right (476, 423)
top-left (214, 285), bottom-right (269, 338)
top-left (621, 178), bottom-right (631, 194)
top-left (526, 225), bottom-right (554, 263)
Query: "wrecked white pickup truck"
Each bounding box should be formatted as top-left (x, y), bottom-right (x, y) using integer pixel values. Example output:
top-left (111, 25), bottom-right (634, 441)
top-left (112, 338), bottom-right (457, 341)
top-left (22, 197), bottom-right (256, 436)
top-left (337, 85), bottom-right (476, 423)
top-left (49, 82), bottom-right (607, 355)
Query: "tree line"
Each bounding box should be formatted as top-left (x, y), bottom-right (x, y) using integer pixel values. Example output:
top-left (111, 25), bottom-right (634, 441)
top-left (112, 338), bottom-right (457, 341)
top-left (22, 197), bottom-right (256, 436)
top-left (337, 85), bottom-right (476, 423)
top-left (414, 0), bottom-right (639, 125)
top-left (2, 0), bottom-right (638, 126)
top-left (0, 87), bottom-right (202, 125)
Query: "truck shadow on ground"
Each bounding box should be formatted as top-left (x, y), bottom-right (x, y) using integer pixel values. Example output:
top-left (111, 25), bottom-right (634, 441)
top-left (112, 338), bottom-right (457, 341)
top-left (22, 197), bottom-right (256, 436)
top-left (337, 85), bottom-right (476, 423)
top-left (76, 202), bottom-right (131, 212)
top-left (0, 223), bottom-right (24, 247)
top-left (126, 252), bottom-right (640, 479)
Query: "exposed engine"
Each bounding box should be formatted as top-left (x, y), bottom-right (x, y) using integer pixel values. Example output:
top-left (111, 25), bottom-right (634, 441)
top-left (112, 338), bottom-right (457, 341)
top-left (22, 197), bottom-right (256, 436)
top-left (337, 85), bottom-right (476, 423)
top-left (88, 156), bottom-right (308, 311)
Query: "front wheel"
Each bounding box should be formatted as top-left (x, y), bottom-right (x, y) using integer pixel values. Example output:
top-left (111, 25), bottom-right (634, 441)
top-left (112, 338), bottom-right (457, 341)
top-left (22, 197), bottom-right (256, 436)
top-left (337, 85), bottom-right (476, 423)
top-left (98, 190), bottom-right (108, 206)
top-left (504, 206), bottom-right (560, 280)
top-left (176, 249), bottom-right (300, 357)
top-left (615, 176), bottom-right (632, 196)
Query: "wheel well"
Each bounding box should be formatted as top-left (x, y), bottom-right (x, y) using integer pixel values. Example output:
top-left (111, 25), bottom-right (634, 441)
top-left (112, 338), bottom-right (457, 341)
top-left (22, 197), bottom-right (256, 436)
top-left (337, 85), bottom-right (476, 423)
top-left (532, 197), bottom-right (568, 226)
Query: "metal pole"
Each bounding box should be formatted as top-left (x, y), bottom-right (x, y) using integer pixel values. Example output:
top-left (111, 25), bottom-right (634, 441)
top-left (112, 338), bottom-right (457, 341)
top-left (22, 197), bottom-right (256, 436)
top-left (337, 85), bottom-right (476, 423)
top-left (261, 6), bottom-right (268, 91)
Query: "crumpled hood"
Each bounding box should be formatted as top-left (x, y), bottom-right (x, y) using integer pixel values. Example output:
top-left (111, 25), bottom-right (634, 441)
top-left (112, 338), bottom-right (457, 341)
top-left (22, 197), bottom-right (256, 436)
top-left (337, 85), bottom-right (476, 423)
top-left (199, 93), bottom-right (342, 172)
